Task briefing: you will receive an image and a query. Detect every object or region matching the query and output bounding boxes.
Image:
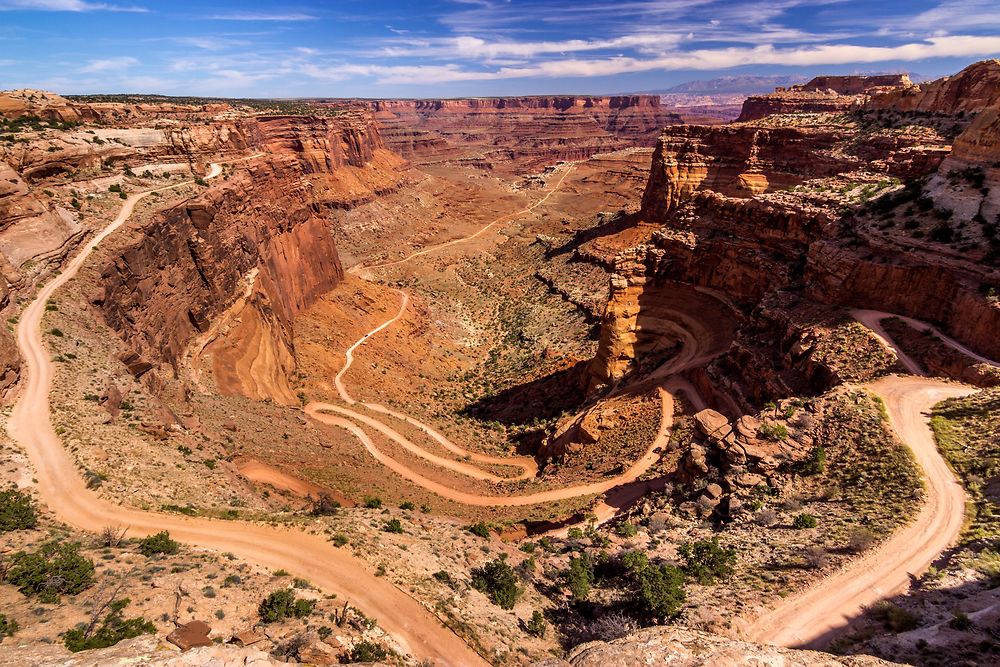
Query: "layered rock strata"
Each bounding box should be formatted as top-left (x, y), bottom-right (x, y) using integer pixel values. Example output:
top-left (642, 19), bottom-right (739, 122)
top-left (98, 113), bottom-right (407, 403)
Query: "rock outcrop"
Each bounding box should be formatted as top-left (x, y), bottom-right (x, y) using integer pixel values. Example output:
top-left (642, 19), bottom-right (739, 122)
top-left (865, 59), bottom-right (1000, 114)
top-left (738, 74), bottom-right (912, 122)
top-left (535, 626), bottom-right (902, 666)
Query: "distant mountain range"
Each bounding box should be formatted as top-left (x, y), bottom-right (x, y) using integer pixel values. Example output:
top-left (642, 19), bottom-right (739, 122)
top-left (638, 71), bottom-right (933, 97)
top-left (637, 75), bottom-right (808, 96)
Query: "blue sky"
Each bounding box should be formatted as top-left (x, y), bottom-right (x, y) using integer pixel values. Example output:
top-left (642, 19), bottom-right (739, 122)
top-left (1, 0), bottom-right (999, 97)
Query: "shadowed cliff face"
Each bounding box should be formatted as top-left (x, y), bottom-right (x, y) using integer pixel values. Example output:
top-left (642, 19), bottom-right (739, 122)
top-left (97, 112), bottom-right (408, 403)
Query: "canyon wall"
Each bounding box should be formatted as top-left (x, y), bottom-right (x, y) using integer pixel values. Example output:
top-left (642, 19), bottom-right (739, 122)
top-left (865, 59), bottom-right (1000, 113)
top-left (738, 74), bottom-right (912, 122)
top-left (365, 95), bottom-right (683, 170)
top-left (591, 60), bottom-right (1000, 396)
top-left (639, 124), bottom-right (857, 218)
top-left (98, 112), bottom-right (407, 403)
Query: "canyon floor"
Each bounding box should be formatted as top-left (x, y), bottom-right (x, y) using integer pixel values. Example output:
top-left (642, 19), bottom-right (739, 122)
top-left (1, 66), bottom-right (999, 666)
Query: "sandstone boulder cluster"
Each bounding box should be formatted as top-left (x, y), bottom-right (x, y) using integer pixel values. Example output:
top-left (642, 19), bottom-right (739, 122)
top-left (679, 404), bottom-right (813, 518)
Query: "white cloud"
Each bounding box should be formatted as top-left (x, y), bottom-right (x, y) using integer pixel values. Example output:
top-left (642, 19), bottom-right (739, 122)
top-left (209, 12), bottom-right (316, 22)
top-left (302, 34), bottom-right (1000, 85)
top-left (380, 33), bottom-right (683, 59)
top-left (0, 0), bottom-right (146, 11)
top-left (80, 56), bottom-right (138, 72)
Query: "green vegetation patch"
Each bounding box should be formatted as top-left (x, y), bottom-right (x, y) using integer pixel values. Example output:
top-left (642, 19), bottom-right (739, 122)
top-left (931, 388), bottom-right (1000, 543)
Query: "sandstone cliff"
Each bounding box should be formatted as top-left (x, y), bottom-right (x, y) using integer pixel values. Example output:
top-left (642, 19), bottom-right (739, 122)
top-left (367, 95), bottom-right (683, 170)
top-left (737, 74), bottom-right (912, 122)
top-left (98, 112), bottom-right (407, 403)
top-left (865, 59), bottom-right (1000, 113)
top-left (590, 59), bottom-right (1000, 398)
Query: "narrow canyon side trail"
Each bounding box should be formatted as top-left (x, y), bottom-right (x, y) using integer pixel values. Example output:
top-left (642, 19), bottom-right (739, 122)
top-left (748, 310), bottom-right (983, 648)
top-left (5, 161), bottom-right (489, 667)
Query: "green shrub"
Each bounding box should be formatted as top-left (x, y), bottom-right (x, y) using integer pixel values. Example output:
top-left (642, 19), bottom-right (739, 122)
top-left (526, 609), bottom-right (547, 638)
top-left (615, 522), bottom-right (638, 537)
top-left (802, 446), bottom-right (826, 476)
top-left (678, 538), bottom-right (736, 584)
top-left (635, 564), bottom-right (686, 620)
top-left (0, 614), bottom-right (18, 642)
top-left (869, 601), bottom-right (920, 631)
top-left (467, 521), bottom-right (491, 538)
top-left (758, 422), bottom-right (788, 441)
top-left (621, 550), bottom-right (649, 574)
top-left (8, 541), bottom-right (95, 602)
top-left (566, 554), bottom-right (593, 602)
top-left (350, 640), bottom-right (388, 662)
top-left (49, 328), bottom-right (64, 337)
top-left (383, 518), bottom-right (404, 534)
top-left (399, 501), bottom-right (416, 510)
top-left (793, 513), bottom-right (818, 529)
top-left (258, 589), bottom-right (314, 623)
top-left (364, 497), bottom-right (382, 509)
top-left (331, 534), bottom-right (348, 547)
top-left (0, 488), bottom-right (38, 532)
top-left (471, 557), bottom-right (520, 609)
top-left (138, 531), bottom-right (179, 557)
top-left (63, 598), bottom-right (155, 652)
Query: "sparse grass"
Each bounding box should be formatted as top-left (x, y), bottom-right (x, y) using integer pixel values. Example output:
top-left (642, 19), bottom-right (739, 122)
top-left (930, 388), bottom-right (1000, 542)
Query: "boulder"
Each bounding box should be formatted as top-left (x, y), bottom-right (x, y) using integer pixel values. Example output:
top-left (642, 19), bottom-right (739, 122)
top-left (167, 620), bottom-right (213, 650)
top-left (694, 409), bottom-right (731, 442)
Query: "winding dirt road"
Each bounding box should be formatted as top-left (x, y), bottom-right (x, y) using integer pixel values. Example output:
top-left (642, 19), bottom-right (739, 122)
top-left (6, 163), bottom-right (488, 667)
top-left (748, 311), bottom-right (981, 648)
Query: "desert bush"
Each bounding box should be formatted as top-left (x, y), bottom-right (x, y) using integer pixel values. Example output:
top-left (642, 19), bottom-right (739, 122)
top-left (63, 598), bottom-right (155, 652)
top-left (309, 495), bottom-right (341, 516)
top-left (847, 527), bottom-right (877, 553)
top-left (526, 609), bottom-right (547, 638)
top-left (801, 446), bottom-right (826, 476)
top-left (350, 640), bottom-right (388, 662)
top-left (0, 488), bottom-right (37, 532)
top-left (467, 522), bottom-right (491, 538)
top-left (138, 531), bottom-right (179, 557)
top-left (383, 518), bottom-right (404, 534)
top-left (758, 422), bottom-right (788, 441)
top-left (869, 600), bottom-right (920, 631)
top-left (471, 557), bottom-right (520, 609)
top-left (620, 550), bottom-right (649, 574)
top-left (0, 614), bottom-right (18, 641)
top-left (793, 513), bottom-right (818, 529)
top-left (99, 526), bottom-right (127, 548)
top-left (364, 497), bottom-right (382, 509)
top-left (635, 563), bottom-right (686, 620)
top-left (566, 554), bottom-right (593, 602)
top-left (949, 610), bottom-right (974, 631)
top-left (258, 589), bottom-right (314, 623)
top-left (647, 513), bottom-right (669, 533)
top-left (803, 546), bottom-right (829, 569)
top-left (576, 612), bottom-right (640, 643)
top-left (678, 538), bottom-right (736, 584)
top-left (8, 541), bottom-right (95, 602)
top-left (754, 508), bottom-right (779, 527)
top-left (615, 522), bottom-right (638, 537)
top-left (399, 501), bottom-right (415, 510)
